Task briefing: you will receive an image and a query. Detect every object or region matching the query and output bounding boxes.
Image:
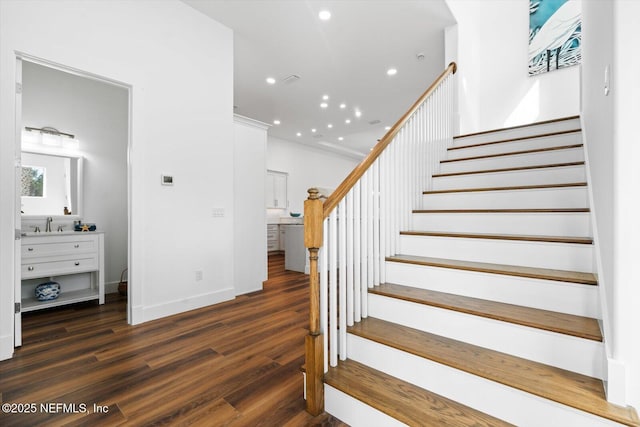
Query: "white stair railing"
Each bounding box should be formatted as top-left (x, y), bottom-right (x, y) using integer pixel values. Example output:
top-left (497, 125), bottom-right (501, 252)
top-left (304, 62), bottom-right (457, 415)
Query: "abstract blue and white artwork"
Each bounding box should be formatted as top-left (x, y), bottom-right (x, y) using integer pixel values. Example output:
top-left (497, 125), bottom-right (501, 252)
top-left (529, 0), bottom-right (581, 76)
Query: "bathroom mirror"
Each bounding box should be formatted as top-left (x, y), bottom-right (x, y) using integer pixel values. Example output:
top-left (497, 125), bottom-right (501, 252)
top-left (21, 151), bottom-right (83, 218)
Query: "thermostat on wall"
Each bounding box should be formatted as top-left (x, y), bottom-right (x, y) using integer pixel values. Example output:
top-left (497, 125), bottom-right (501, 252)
top-left (161, 174), bottom-right (174, 186)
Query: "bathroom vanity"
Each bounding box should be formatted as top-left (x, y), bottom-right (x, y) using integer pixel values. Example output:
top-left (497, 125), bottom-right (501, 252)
top-left (20, 232), bottom-right (105, 312)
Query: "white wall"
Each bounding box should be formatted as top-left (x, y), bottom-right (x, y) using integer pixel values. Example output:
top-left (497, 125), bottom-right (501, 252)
top-left (581, 0), bottom-right (640, 410)
top-left (0, 0), bottom-right (234, 360)
top-left (266, 136), bottom-right (359, 217)
top-left (234, 116), bottom-right (268, 295)
top-left (446, 0), bottom-right (581, 134)
top-left (612, 1), bottom-right (640, 410)
top-left (21, 61), bottom-right (128, 289)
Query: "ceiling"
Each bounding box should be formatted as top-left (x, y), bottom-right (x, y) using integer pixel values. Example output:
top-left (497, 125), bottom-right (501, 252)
top-left (183, 0), bottom-right (456, 158)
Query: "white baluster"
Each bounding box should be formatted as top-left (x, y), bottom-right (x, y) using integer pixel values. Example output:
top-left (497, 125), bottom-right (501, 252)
top-left (329, 210), bottom-right (338, 367)
top-left (373, 160), bottom-right (380, 287)
top-left (353, 181), bottom-right (361, 322)
top-left (321, 218), bottom-right (329, 373)
top-left (338, 199), bottom-right (347, 361)
top-left (360, 171), bottom-right (368, 317)
top-left (346, 190), bottom-right (354, 327)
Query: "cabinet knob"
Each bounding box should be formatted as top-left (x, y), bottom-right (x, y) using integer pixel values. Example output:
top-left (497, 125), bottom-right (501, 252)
top-left (74, 262), bottom-right (80, 266)
top-left (27, 247), bottom-right (34, 251)
top-left (27, 266), bottom-right (34, 271)
top-left (74, 244), bottom-right (80, 248)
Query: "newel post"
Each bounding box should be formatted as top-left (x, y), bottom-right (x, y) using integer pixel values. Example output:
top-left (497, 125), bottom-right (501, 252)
top-left (304, 187), bottom-right (324, 415)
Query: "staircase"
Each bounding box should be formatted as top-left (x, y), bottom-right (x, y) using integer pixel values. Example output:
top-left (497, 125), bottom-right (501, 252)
top-left (321, 117), bottom-right (640, 426)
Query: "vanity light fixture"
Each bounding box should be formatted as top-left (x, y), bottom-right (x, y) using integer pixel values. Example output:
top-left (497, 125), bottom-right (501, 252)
top-left (23, 126), bottom-right (78, 149)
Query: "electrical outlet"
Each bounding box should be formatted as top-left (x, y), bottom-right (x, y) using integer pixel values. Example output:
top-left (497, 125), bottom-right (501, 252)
top-left (195, 270), bottom-right (203, 281)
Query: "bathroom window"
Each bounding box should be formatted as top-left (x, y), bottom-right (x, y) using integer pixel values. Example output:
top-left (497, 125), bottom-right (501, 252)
top-left (21, 165), bottom-right (45, 197)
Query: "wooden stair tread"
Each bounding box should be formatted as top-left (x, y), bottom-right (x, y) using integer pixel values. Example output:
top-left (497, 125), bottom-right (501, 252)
top-left (413, 208), bottom-right (589, 213)
top-left (349, 318), bottom-right (640, 427)
top-left (453, 115), bottom-right (580, 140)
top-left (432, 161), bottom-right (585, 178)
top-left (400, 230), bottom-right (593, 245)
top-left (423, 182), bottom-right (587, 195)
top-left (324, 359), bottom-right (514, 427)
top-left (451, 128), bottom-right (581, 151)
top-left (386, 254), bottom-right (597, 285)
top-left (371, 282), bottom-right (602, 341)
top-left (442, 143), bottom-right (583, 163)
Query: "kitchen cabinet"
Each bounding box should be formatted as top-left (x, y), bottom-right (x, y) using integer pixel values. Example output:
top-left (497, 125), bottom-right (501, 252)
top-left (266, 170), bottom-right (288, 209)
top-left (267, 224), bottom-right (280, 252)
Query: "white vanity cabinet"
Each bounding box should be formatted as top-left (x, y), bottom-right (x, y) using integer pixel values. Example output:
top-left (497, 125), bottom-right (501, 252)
top-left (20, 232), bottom-right (105, 312)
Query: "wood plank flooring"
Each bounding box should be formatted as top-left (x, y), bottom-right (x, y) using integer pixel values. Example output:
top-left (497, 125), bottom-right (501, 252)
top-left (0, 254), bottom-right (348, 427)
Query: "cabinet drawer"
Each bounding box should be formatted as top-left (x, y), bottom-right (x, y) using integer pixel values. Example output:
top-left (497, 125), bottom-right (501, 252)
top-left (267, 242), bottom-right (279, 251)
top-left (22, 256), bottom-right (99, 279)
top-left (22, 237), bottom-right (97, 258)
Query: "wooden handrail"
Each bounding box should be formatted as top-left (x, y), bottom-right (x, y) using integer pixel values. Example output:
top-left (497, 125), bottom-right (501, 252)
top-left (303, 62), bottom-right (456, 415)
top-left (323, 62), bottom-right (457, 218)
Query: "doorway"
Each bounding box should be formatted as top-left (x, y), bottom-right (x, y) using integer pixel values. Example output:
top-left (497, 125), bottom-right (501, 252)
top-left (14, 55), bottom-right (131, 346)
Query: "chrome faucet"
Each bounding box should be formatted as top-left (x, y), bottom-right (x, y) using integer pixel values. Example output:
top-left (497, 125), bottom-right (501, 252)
top-left (45, 217), bottom-right (53, 232)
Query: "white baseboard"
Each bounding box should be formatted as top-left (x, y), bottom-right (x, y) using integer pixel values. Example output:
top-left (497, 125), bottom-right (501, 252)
top-left (0, 334), bottom-right (14, 361)
top-left (140, 288), bottom-right (236, 323)
top-left (605, 357), bottom-right (627, 405)
top-left (104, 280), bottom-right (119, 295)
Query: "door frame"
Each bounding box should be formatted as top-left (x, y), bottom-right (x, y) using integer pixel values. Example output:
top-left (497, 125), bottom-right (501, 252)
top-left (13, 52), bottom-right (134, 346)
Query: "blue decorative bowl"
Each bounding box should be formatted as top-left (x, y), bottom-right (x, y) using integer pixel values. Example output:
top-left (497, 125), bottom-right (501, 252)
top-left (290, 212), bottom-right (301, 217)
top-left (35, 281), bottom-right (61, 301)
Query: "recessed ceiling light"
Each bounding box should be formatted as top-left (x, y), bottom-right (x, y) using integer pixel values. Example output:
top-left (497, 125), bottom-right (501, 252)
top-left (273, 120), bottom-right (281, 125)
top-left (385, 126), bottom-right (391, 130)
top-left (296, 132), bottom-right (302, 137)
top-left (319, 10), bottom-right (331, 21)
top-left (322, 95), bottom-right (329, 100)
top-left (387, 68), bottom-right (398, 76)
top-left (266, 77), bottom-right (276, 84)
top-left (339, 103), bottom-right (346, 109)
top-left (345, 119), bottom-right (351, 124)
top-left (320, 102), bottom-right (328, 108)
top-left (338, 137), bottom-right (344, 141)
top-left (327, 124), bottom-right (333, 128)
top-left (355, 110), bottom-right (362, 118)
top-left (311, 128), bottom-right (317, 133)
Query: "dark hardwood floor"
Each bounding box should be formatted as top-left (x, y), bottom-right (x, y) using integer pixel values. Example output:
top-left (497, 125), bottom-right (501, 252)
top-left (0, 254), bottom-right (348, 426)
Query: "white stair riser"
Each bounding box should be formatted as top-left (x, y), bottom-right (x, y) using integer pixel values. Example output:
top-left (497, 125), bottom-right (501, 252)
top-left (422, 186), bottom-right (589, 209)
top-left (440, 147), bottom-right (584, 174)
top-left (411, 212), bottom-right (590, 236)
top-left (449, 131), bottom-right (582, 159)
top-left (368, 295), bottom-right (604, 379)
top-left (432, 165), bottom-right (586, 190)
top-left (347, 334), bottom-right (616, 427)
top-left (385, 261), bottom-right (599, 317)
top-left (324, 385), bottom-right (406, 427)
top-left (399, 234), bottom-right (593, 272)
top-left (453, 119), bottom-right (581, 147)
